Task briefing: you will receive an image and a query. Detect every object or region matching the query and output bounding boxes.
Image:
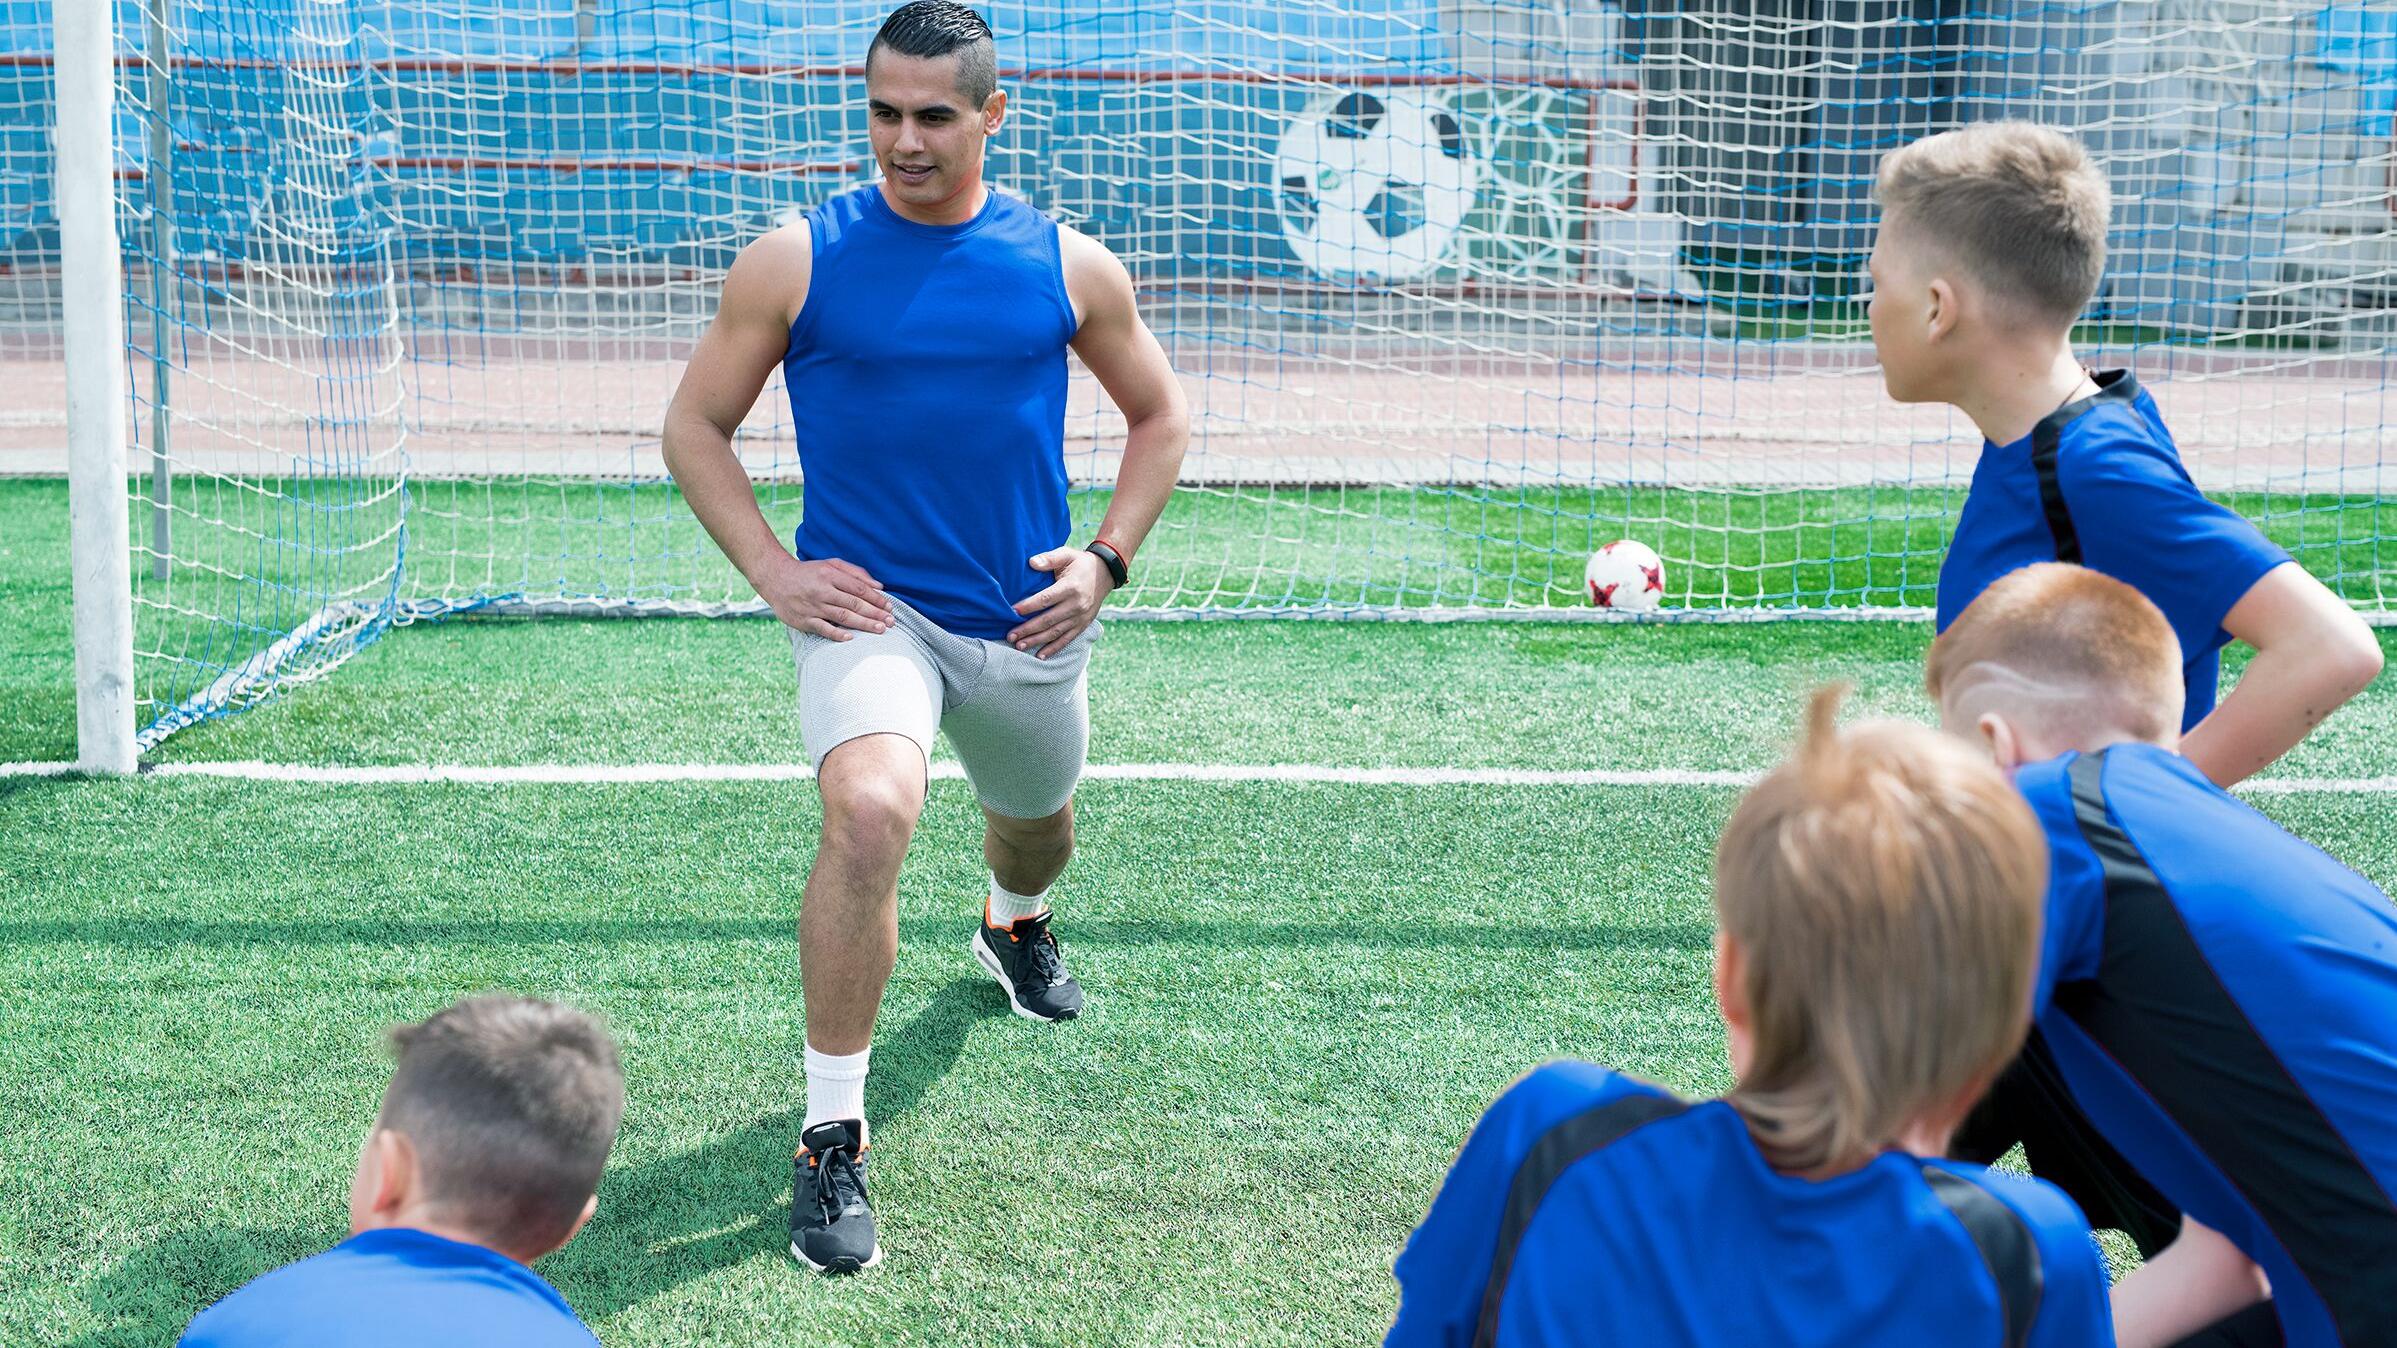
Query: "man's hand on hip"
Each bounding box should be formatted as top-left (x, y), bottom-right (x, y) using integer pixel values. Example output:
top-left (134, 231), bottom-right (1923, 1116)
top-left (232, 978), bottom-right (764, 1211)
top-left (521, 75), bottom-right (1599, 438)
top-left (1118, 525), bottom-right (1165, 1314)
top-left (1009, 547), bottom-right (1114, 658)
top-left (751, 551), bottom-right (892, 640)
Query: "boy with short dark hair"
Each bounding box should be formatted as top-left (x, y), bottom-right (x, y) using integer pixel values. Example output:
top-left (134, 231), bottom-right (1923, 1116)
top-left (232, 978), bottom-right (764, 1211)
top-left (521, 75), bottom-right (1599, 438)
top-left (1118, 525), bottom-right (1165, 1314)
top-left (1932, 563), bottom-right (2397, 1348)
top-left (1389, 687), bottom-right (2110, 1347)
top-left (1869, 121), bottom-right (2379, 787)
top-left (180, 995), bottom-right (625, 1347)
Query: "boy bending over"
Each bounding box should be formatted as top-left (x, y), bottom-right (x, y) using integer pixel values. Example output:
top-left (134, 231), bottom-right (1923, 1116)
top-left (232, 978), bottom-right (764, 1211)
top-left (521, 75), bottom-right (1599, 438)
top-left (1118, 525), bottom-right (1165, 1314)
top-left (1932, 563), bottom-right (2397, 1347)
top-left (1388, 688), bottom-right (2109, 1347)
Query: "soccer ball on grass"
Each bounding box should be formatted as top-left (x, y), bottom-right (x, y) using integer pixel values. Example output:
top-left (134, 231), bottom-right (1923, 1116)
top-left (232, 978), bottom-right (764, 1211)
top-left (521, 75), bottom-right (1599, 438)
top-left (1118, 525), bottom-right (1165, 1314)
top-left (1585, 540), bottom-right (1666, 612)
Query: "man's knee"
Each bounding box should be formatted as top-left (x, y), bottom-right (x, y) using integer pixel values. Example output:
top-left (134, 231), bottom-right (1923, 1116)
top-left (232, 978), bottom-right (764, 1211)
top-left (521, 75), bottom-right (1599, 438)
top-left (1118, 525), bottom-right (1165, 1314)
top-left (819, 738), bottom-right (926, 862)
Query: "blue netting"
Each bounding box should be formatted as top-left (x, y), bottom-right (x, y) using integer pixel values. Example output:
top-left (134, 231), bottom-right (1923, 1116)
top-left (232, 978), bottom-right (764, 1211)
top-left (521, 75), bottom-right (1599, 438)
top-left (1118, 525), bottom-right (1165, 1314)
top-left (0, 1), bottom-right (2385, 748)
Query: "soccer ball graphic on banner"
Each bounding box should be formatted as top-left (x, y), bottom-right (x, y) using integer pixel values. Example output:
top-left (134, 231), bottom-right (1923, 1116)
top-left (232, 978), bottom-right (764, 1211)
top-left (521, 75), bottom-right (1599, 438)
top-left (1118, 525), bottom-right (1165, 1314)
top-left (1586, 540), bottom-right (1667, 612)
top-left (1274, 90), bottom-right (1480, 281)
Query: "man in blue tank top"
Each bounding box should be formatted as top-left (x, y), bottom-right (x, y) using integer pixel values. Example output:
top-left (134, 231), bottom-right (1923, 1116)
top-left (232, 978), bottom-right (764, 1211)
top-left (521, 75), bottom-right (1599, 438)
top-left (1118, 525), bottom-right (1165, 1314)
top-left (1931, 564), bottom-right (2397, 1347)
top-left (662, 1), bottom-right (1188, 1274)
top-left (1390, 688), bottom-right (2110, 1346)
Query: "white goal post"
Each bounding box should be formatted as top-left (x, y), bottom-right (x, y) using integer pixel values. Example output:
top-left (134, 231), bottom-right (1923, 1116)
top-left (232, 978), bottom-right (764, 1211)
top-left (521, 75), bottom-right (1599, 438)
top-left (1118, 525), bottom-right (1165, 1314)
top-left (57, 0), bottom-right (134, 775)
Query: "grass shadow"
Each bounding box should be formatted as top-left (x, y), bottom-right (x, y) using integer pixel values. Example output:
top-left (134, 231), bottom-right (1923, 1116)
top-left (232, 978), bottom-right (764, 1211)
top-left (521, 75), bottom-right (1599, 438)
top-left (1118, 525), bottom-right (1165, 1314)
top-left (0, 771), bottom-right (77, 808)
top-left (542, 974), bottom-right (987, 1321)
top-left (58, 1225), bottom-right (325, 1348)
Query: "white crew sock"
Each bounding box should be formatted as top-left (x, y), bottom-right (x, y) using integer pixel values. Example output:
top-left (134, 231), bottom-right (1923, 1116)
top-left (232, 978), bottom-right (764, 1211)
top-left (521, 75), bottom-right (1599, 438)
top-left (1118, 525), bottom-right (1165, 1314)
top-left (986, 876), bottom-right (1050, 927)
top-left (803, 1043), bottom-right (870, 1138)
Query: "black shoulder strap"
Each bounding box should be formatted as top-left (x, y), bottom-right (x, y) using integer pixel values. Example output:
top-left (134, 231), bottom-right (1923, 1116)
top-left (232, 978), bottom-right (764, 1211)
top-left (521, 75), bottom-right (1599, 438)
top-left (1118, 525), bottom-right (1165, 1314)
top-left (1921, 1166), bottom-right (2046, 1348)
top-left (1471, 1090), bottom-right (1690, 1348)
top-left (2028, 368), bottom-right (2139, 566)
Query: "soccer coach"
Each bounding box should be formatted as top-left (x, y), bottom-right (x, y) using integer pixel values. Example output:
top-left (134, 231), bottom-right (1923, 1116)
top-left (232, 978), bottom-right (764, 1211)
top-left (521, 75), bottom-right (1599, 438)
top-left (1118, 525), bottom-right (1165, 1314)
top-left (661, 0), bottom-right (1187, 1275)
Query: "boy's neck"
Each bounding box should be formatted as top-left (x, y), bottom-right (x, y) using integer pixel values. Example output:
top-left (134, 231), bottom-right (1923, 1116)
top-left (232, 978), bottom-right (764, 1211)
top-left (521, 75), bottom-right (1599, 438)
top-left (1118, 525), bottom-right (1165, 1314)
top-left (1890, 1117), bottom-right (1955, 1161)
top-left (1953, 343), bottom-right (2096, 447)
top-left (1785, 1118), bottom-right (1956, 1181)
top-left (357, 1212), bottom-right (545, 1267)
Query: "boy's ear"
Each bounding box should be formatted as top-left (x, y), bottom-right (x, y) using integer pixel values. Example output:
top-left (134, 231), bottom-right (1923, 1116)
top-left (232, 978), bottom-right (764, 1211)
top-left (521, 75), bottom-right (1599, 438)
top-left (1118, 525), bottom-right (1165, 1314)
top-left (1714, 931), bottom-right (1754, 1077)
top-left (1924, 275), bottom-right (1960, 342)
top-left (353, 1126), bottom-right (419, 1226)
top-left (1976, 711), bottom-right (2023, 770)
top-left (562, 1192), bottom-right (600, 1253)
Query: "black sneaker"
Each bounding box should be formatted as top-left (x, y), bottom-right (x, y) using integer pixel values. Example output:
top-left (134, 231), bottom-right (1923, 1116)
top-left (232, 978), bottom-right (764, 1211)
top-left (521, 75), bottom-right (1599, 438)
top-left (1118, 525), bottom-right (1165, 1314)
top-left (790, 1119), bottom-right (879, 1273)
top-left (972, 910), bottom-right (1085, 1022)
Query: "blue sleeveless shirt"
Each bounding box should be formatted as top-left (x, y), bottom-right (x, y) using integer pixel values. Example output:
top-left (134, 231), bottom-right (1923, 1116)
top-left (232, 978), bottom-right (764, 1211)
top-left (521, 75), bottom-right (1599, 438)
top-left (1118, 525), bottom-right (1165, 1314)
top-left (783, 185), bottom-right (1077, 640)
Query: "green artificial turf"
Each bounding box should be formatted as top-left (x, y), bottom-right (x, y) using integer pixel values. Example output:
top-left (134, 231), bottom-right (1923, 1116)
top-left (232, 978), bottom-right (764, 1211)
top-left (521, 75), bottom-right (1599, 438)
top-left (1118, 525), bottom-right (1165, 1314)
top-left (0, 777), bottom-right (1732, 1346)
top-left (4, 475), bottom-right (2396, 1345)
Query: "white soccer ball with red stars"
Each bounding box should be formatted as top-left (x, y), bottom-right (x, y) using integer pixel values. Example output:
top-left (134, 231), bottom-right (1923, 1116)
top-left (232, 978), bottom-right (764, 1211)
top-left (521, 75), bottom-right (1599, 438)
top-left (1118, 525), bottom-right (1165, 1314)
top-left (1585, 539), bottom-right (1666, 612)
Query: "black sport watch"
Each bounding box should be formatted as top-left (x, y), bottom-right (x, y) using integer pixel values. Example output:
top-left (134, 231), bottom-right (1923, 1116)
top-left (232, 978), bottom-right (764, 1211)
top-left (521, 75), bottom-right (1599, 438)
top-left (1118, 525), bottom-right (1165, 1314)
top-left (1085, 537), bottom-right (1129, 589)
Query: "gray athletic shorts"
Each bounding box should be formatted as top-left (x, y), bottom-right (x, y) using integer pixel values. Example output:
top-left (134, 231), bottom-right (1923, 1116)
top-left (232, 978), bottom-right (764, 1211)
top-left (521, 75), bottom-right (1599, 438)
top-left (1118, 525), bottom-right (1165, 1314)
top-left (789, 598), bottom-right (1097, 820)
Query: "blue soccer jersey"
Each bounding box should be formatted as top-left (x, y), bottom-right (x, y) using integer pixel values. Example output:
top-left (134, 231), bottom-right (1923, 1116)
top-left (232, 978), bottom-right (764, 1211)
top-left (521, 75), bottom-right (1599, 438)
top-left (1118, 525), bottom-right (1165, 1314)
top-left (1388, 1062), bottom-right (2110, 1348)
top-left (1937, 369), bottom-right (2290, 729)
top-left (180, 1227), bottom-right (598, 1348)
top-left (2017, 744), bottom-right (2397, 1347)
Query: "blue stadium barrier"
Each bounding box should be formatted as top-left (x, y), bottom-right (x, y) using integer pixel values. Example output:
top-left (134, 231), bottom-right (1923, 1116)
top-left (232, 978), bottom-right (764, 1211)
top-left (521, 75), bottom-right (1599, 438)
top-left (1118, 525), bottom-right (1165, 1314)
top-left (584, 1), bottom-right (857, 64)
top-left (2317, 1), bottom-right (2397, 136)
top-left (354, 2), bottom-right (577, 62)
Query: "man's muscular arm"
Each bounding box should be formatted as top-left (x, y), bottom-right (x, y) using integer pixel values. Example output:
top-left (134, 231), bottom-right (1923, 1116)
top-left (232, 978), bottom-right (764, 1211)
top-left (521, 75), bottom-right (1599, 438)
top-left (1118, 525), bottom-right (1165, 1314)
top-left (1007, 226), bottom-right (1189, 657)
top-left (662, 225), bottom-right (891, 640)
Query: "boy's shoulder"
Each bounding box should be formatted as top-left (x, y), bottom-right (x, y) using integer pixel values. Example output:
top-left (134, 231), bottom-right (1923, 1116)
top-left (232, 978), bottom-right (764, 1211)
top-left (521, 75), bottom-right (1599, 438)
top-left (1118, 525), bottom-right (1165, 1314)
top-left (1919, 1156), bottom-right (2097, 1246)
top-left (1919, 1157), bottom-right (2112, 1340)
top-left (180, 1232), bottom-right (596, 1348)
top-left (1477, 1061), bottom-right (1688, 1159)
top-left (2049, 370), bottom-right (2180, 470)
top-left (2014, 744), bottom-right (2238, 855)
top-left (181, 1243), bottom-right (357, 1346)
top-left (1916, 1156), bottom-right (2111, 1345)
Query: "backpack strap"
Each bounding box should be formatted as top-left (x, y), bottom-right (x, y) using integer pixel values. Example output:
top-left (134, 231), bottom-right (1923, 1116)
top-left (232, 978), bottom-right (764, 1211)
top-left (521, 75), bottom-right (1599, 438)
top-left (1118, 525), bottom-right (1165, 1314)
top-left (1472, 1090), bottom-right (1690, 1348)
top-left (1922, 1165), bottom-right (2046, 1348)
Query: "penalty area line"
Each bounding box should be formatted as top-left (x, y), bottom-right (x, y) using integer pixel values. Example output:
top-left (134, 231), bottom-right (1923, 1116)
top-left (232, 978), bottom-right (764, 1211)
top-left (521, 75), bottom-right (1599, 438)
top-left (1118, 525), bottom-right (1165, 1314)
top-left (2, 760), bottom-right (2396, 794)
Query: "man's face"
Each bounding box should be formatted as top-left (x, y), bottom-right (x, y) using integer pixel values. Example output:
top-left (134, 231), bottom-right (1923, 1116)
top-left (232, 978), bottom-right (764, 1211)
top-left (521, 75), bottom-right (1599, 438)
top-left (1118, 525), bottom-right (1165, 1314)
top-left (865, 51), bottom-right (1002, 215)
top-left (1865, 217), bottom-right (1941, 404)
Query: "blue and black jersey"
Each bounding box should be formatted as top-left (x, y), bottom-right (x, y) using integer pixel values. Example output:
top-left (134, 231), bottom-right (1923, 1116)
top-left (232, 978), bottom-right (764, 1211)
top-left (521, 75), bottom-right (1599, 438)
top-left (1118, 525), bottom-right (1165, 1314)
top-left (1937, 369), bottom-right (2290, 729)
top-left (2016, 744), bottom-right (2397, 1347)
top-left (1388, 1062), bottom-right (2109, 1348)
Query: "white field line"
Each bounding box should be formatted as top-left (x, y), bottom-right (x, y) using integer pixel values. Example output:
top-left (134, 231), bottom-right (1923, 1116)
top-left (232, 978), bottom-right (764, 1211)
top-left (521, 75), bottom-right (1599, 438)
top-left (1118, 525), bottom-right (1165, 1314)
top-left (2, 759), bottom-right (2395, 794)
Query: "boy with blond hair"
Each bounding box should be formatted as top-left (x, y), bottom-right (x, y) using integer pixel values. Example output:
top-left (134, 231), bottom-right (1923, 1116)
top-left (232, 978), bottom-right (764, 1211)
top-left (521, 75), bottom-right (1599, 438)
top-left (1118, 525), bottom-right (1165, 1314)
top-left (1388, 688), bottom-right (2109, 1347)
top-left (1868, 121), bottom-right (2379, 787)
top-left (181, 995), bottom-right (625, 1347)
top-left (1931, 563), bottom-right (2397, 1348)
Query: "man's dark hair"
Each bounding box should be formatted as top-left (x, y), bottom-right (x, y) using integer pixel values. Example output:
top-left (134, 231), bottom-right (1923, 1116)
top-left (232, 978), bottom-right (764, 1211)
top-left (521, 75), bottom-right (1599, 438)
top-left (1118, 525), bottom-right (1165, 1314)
top-left (868, 1), bottom-right (998, 107)
top-left (377, 995), bottom-right (626, 1252)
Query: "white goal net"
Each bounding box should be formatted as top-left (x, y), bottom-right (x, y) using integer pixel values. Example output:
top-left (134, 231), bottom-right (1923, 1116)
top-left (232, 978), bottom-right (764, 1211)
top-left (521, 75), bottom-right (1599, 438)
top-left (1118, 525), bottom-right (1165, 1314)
top-left (2, 0), bottom-right (2390, 747)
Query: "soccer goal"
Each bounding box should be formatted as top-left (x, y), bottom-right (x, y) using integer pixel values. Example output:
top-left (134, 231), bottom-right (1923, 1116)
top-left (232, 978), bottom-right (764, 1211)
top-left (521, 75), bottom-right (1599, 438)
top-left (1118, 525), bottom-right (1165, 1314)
top-left (16, 1), bottom-right (2394, 768)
